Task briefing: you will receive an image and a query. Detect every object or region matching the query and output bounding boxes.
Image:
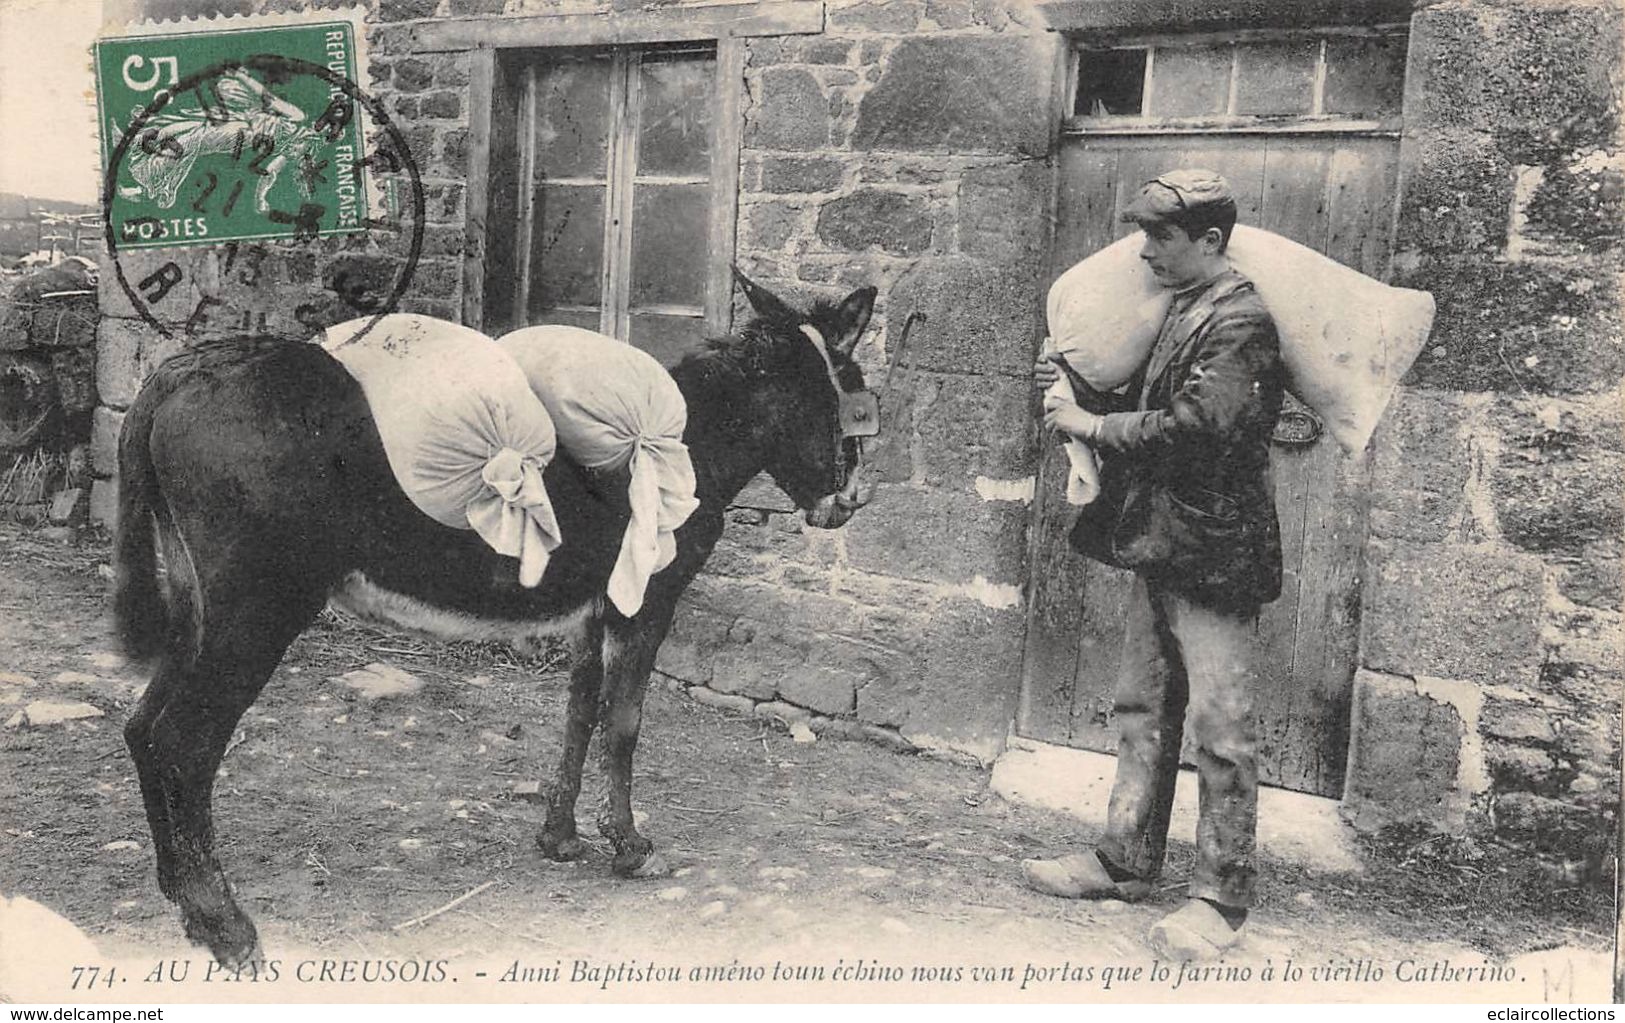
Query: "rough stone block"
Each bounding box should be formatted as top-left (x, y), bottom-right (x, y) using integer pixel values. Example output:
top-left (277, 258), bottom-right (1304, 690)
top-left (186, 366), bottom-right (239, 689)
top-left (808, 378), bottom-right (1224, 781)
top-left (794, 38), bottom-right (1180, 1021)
top-left (392, 57), bottom-right (436, 93)
top-left (448, 0), bottom-right (506, 15)
top-left (816, 190), bottom-right (934, 256)
top-left (1484, 740), bottom-right (1570, 797)
top-left (49, 349), bottom-right (96, 413)
top-left (28, 298), bottom-right (97, 350)
top-left (776, 657), bottom-right (859, 717)
top-left (89, 478), bottom-right (118, 530)
top-left (654, 601), bottom-right (731, 686)
top-left (427, 182), bottom-right (465, 224)
top-left (911, 372), bottom-right (1036, 484)
top-left (411, 259), bottom-right (463, 302)
top-left (1481, 697), bottom-right (1558, 745)
top-left (95, 318), bottom-right (142, 412)
top-left (886, 258), bottom-right (1042, 377)
top-left (1366, 388), bottom-right (1472, 543)
top-left (1494, 791), bottom-right (1613, 860)
top-left (1559, 540), bottom-right (1621, 611)
top-left (958, 162), bottom-right (1051, 270)
top-left (440, 128), bottom-right (471, 175)
top-left (686, 685), bottom-right (757, 716)
top-left (1492, 394), bottom-right (1625, 556)
top-left (421, 224), bottom-right (471, 259)
top-left (844, 485), bottom-right (1028, 585)
top-left (99, 247), bottom-right (212, 323)
top-left (721, 508), bottom-right (836, 567)
top-left (1361, 541), bottom-right (1545, 686)
top-left (1400, 260), bottom-right (1624, 395)
top-left (749, 69), bottom-right (829, 151)
top-left (788, 39), bottom-right (853, 65)
top-left (95, 317), bottom-right (187, 411)
top-left (377, 0), bottom-right (438, 21)
top-left (754, 700), bottom-right (811, 726)
top-left (924, 0), bottom-right (973, 29)
top-left (421, 91), bottom-right (462, 121)
top-left (1341, 669), bottom-right (1473, 832)
top-left (852, 37), bottom-right (1054, 158)
top-left (1553, 714), bottom-right (1618, 776)
top-left (828, 0), bottom-right (922, 33)
top-left (898, 599), bottom-right (1024, 762)
top-left (1393, 129), bottom-right (1512, 262)
top-left (1407, 2), bottom-right (1621, 161)
top-left (761, 157), bottom-right (844, 194)
top-left (1520, 152), bottom-right (1625, 254)
top-left (90, 407), bottom-right (124, 479)
top-left (739, 201), bottom-right (803, 251)
top-left (1541, 657), bottom-right (1622, 712)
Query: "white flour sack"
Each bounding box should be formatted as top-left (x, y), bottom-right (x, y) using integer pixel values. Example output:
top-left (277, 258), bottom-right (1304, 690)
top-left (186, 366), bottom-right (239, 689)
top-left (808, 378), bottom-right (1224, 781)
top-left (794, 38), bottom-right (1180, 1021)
top-left (322, 315), bottom-right (562, 586)
top-left (498, 325), bottom-right (699, 617)
top-left (1046, 224), bottom-right (1436, 455)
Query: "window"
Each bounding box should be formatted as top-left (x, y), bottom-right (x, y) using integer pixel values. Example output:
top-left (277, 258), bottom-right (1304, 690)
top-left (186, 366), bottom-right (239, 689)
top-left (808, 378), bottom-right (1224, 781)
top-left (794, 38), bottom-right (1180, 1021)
top-left (484, 44), bottom-right (728, 365)
top-left (1071, 29), bottom-right (1407, 129)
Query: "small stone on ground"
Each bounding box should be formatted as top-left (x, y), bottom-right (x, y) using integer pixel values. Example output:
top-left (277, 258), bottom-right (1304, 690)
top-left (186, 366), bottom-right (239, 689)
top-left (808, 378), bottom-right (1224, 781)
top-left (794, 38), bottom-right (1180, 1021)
top-left (335, 663), bottom-right (425, 701)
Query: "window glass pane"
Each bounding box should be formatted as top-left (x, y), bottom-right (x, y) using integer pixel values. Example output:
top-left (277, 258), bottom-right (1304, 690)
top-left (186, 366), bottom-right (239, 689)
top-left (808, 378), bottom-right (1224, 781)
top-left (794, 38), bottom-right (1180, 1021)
top-left (1075, 49), bottom-right (1146, 117)
top-left (1233, 40), bottom-right (1318, 116)
top-left (629, 183), bottom-right (709, 309)
top-left (532, 308), bottom-right (602, 332)
top-left (1147, 45), bottom-right (1232, 118)
top-left (530, 183), bottom-right (605, 317)
top-left (629, 312), bottom-right (706, 367)
top-left (535, 57), bottom-right (614, 179)
top-left (1323, 35), bottom-right (1406, 117)
top-left (638, 54), bottom-right (712, 177)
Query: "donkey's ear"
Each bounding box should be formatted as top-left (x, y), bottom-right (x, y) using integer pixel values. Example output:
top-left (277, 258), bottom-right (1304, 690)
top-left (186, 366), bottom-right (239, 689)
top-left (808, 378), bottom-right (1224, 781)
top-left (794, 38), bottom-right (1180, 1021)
top-left (733, 266), bottom-right (799, 325)
top-left (827, 286), bottom-right (877, 358)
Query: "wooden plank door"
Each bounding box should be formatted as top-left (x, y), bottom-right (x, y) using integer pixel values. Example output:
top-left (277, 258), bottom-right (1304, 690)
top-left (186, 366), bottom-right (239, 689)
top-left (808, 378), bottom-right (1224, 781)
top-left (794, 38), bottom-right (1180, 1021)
top-left (1018, 132), bottom-right (1399, 798)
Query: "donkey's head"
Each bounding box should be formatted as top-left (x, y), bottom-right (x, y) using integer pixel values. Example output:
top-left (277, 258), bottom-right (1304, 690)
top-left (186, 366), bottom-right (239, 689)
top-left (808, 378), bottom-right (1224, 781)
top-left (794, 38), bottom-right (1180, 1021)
top-left (732, 269), bottom-right (878, 529)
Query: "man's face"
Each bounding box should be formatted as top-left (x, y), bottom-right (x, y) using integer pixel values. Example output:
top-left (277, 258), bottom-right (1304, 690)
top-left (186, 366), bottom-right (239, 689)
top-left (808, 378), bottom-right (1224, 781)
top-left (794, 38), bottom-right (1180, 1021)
top-left (1137, 222), bottom-right (1213, 290)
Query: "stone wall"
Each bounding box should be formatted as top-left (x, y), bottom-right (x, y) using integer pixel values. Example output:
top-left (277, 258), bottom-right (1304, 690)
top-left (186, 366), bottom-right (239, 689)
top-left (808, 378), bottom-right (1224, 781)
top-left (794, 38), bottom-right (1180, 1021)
top-left (657, 1), bottom-right (1058, 764)
top-left (1342, 0), bottom-right (1623, 877)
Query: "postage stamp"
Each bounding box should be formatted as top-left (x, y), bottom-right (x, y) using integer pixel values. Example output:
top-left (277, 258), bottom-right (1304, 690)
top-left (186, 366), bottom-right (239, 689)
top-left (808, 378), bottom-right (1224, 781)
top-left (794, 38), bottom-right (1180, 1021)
top-left (94, 20), bottom-right (373, 249)
top-left (92, 11), bottom-right (425, 345)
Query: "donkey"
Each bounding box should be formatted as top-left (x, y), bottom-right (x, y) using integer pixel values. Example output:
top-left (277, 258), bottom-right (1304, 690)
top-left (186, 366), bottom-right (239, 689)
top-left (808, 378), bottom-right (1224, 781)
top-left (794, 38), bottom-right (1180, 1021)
top-left (113, 274), bottom-right (878, 965)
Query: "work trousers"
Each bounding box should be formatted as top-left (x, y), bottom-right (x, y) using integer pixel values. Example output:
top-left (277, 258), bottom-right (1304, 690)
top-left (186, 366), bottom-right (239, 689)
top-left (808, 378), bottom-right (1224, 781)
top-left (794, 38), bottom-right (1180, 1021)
top-left (1097, 576), bottom-right (1260, 908)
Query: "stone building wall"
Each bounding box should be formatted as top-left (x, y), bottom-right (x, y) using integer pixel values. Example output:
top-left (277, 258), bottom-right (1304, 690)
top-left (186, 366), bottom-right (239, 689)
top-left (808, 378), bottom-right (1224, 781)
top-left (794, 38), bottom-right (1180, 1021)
top-left (655, 1), bottom-right (1058, 763)
top-left (1342, 0), bottom-right (1622, 875)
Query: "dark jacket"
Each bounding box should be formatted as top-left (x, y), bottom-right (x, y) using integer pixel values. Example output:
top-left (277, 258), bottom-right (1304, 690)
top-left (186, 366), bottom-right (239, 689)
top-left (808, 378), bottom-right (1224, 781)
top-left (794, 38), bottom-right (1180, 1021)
top-left (1067, 268), bottom-right (1285, 610)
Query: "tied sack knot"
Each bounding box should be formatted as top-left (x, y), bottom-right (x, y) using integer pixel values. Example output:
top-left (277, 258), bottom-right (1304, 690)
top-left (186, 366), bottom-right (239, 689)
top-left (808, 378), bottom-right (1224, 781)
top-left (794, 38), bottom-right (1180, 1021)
top-left (467, 446), bottom-right (561, 588)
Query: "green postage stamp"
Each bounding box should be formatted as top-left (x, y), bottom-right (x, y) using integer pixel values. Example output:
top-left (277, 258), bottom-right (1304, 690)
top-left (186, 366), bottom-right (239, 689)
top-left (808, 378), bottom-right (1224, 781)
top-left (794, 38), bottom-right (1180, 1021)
top-left (95, 16), bottom-right (373, 249)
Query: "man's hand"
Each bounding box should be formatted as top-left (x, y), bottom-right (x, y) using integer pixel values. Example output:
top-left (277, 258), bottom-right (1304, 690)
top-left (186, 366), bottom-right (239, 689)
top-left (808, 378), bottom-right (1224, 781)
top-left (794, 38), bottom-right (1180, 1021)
top-left (1043, 397), bottom-right (1103, 442)
top-left (1034, 351), bottom-right (1062, 391)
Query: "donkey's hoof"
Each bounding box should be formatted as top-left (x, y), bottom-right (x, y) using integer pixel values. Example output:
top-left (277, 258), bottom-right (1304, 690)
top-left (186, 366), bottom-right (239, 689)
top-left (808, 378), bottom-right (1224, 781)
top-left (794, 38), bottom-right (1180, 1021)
top-left (538, 832), bottom-right (587, 862)
top-left (182, 905), bottom-right (259, 969)
top-left (616, 849), bottom-right (670, 879)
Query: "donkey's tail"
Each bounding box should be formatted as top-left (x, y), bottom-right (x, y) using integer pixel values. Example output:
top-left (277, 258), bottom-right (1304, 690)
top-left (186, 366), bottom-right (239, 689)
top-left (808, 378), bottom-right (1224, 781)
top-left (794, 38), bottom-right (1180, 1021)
top-left (112, 376), bottom-right (175, 664)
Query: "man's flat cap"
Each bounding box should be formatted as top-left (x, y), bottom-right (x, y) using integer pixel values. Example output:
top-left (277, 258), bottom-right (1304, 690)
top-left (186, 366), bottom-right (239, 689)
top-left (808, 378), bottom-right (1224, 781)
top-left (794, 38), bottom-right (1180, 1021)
top-left (1122, 168), bottom-right (1236, 225)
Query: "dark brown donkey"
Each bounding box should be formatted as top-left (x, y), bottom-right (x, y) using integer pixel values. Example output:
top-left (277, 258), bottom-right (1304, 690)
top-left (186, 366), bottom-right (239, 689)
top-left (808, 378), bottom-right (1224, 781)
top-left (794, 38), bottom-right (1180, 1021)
top-left (112, 273), bottom-right (878, 965)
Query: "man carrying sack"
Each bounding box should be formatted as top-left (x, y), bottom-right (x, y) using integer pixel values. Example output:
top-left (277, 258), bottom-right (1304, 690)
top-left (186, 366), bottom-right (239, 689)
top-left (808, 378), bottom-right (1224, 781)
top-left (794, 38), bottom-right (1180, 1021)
top-left (1028, 169), bottom-right (1285, 960)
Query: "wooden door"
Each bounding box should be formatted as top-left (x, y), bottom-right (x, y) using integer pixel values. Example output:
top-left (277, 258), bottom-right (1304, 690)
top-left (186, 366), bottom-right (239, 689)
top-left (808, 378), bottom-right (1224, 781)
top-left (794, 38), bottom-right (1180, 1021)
top-left (1019, 128), bottom-right (1401, 798)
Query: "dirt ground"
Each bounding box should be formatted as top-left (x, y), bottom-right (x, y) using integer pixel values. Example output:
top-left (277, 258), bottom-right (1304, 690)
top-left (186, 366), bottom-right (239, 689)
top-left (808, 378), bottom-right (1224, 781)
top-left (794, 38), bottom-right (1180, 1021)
top-left (0, 521), bottom-right (1613, 1004)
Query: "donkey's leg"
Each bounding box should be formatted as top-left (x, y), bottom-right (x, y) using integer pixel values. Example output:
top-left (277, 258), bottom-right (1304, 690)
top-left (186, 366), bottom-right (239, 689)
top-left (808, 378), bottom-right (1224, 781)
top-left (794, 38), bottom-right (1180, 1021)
top-left (124, 658), bottom-right (184, 898)
top-left (595, 609), bottom-right (675, 878)
top-left (150, 585), bottom-right (323, 965)
top-left (538, 614), bottom-right (604, 862)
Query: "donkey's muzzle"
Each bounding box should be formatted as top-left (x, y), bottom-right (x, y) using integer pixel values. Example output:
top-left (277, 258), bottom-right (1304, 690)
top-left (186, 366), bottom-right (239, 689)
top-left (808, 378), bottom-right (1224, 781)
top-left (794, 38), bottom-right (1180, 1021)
top-left (805, 473), bottom-right (871, 529)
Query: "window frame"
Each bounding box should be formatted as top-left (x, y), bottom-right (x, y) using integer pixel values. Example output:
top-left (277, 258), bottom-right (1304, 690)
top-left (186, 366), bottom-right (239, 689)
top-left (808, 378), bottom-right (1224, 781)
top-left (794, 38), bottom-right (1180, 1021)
top-left (1064, 25), bottom-right (1409, 138)
top-left (455, 1), bottom-right (823, 336)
